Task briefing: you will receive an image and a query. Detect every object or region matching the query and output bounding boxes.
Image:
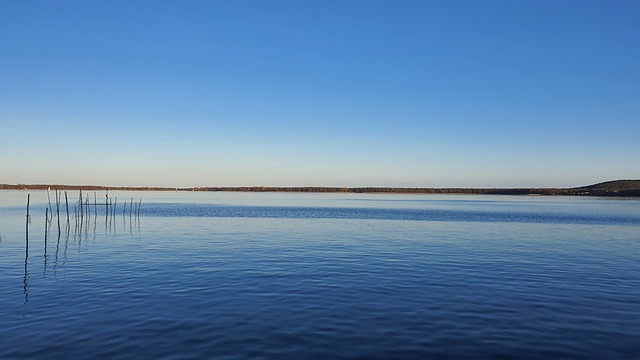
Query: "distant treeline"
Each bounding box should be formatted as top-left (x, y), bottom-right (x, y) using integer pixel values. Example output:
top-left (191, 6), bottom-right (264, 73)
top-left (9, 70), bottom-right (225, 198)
top-left (192, 186), bottom-right (574, 195)
top-left (192, 186), bottom-right (640, 196)
top-left (2, 180), bottom-right (640, 196)
top-left (0, 184), bottom-right (178, 192)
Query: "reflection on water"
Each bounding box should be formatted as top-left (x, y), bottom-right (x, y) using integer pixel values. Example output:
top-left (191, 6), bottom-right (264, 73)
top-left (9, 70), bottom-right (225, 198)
top-left (21, 192), bottom-right (142, 308)
top-left (23, 245), bottom-right (28, 305)
top-left (23, 196), bottom-right (30, 305)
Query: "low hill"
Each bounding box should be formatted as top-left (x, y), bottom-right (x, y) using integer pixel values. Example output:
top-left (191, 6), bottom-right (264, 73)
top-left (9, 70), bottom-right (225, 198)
top-left (572, 180), bottom-right (640, 196)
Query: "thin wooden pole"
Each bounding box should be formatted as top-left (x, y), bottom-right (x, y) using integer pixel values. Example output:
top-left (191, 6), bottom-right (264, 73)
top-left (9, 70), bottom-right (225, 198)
top-left (105, 193), bottom-right (109, 224)
top-left (85, 198), bottom-right (90, 233)
top-left (47, 188), bottom-right (53, 223)
top-left (56, 190), bottom-right (61, 235)
top-left (65, 191), bottom-right (70, 224)
top-left (79, 190), bottom-right (83, 223)
top-left (45, 207), bottom-right (49, 245)
top-left (137, 199), bottom-right (142, 218)
top-left (26, 194), bottom-right (30, 255)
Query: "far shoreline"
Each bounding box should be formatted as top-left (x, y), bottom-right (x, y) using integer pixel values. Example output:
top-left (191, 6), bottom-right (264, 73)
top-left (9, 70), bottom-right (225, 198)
top-left (2, 180), bottom-right (639, 197)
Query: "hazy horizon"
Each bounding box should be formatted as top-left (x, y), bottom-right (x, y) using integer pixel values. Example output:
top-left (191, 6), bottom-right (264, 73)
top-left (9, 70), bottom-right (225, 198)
top-left (2, 1), bottom-right (639, 188)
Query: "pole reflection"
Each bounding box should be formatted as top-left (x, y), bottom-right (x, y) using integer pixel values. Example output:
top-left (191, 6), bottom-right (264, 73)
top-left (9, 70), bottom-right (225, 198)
top-left (23, 253), bottom-right (28, 305)
top-left (22, 192), bottom-right (144, 308)
top-left (53, 228), bottom-right (62, 278)
top-left (24, 194), bottom-right (30, 305)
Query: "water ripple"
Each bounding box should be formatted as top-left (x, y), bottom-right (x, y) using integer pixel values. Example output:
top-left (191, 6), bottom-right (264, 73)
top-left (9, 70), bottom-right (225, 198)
top-left (143, 203), bottom-right (640, 225)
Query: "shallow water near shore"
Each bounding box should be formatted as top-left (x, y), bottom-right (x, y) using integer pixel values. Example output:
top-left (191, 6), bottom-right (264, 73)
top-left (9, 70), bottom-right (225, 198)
top-left (1, 191), bottom-right (639, 359)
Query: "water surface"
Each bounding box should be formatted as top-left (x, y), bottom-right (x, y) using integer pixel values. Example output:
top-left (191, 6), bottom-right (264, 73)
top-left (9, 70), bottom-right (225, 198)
top-left (1, 191), bottom-right (639, 359)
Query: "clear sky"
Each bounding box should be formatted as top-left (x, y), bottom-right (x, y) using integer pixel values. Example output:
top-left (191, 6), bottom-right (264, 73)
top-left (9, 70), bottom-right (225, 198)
top-left (1, 0), bottom-right (639, 188)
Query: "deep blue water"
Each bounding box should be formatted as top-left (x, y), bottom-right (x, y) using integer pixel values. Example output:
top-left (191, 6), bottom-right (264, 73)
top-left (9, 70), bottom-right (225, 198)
top-left (141, 202), bottom-right (640, 225)
top-left (1, 191), bottom-right (639, 359)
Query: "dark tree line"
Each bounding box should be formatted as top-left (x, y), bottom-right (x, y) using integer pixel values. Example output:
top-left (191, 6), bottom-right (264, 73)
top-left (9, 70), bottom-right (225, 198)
top-left (2, 181), bottom-right (639, 197)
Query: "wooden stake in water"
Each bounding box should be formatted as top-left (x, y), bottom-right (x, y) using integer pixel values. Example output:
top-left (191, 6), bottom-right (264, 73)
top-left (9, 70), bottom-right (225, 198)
top-left (84, 198), bottom-right (90, 233)
top-left (105, 193), bottom-right (109, 224)
top-left (79, 190), bottom-right (83, 223)
top-left (56, 190), bottom-right (61, 235)
top-left (26, 194), bottom-right (30, 255)
top-left (137, 198), bottom-right (142, 219)
top-left (45, 207), bottom-right (49, 244)
top-left (47, 187), bottom-right (53, 223)
top-left (65, 191), bottom-right (70, 224)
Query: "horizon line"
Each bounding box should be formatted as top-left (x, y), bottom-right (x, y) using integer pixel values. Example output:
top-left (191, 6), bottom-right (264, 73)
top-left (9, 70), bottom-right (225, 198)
top-left (1, 180), bottom-right (639, 197)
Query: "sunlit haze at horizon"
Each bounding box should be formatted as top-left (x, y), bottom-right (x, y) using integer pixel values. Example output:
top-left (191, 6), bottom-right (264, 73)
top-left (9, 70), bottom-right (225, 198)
top-left (1, 1), bottom-right (639, 188)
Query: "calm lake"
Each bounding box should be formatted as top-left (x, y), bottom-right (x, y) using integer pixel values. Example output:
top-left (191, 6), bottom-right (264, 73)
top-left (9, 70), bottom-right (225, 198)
top-left (1, 190), bottom-right (639, 359)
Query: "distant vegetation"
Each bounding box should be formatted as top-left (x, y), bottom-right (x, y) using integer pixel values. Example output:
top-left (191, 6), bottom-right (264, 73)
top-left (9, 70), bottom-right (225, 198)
top-left (0, 184), bottom-right (177, 192)
top-left (2, 180), bottom-right (639, 196)
top-left (573, 180), bottom-right (640, 195)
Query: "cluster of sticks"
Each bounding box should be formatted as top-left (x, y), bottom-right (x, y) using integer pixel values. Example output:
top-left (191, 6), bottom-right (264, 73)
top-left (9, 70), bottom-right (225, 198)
top-left (23, 190), bottom-right (142, 304)
top-left (38, 189), bottom-right (142, 239)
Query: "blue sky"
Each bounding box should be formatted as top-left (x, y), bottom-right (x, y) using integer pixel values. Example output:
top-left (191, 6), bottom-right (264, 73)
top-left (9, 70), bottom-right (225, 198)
top-left (1, 0), bottom-right (639, 187)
